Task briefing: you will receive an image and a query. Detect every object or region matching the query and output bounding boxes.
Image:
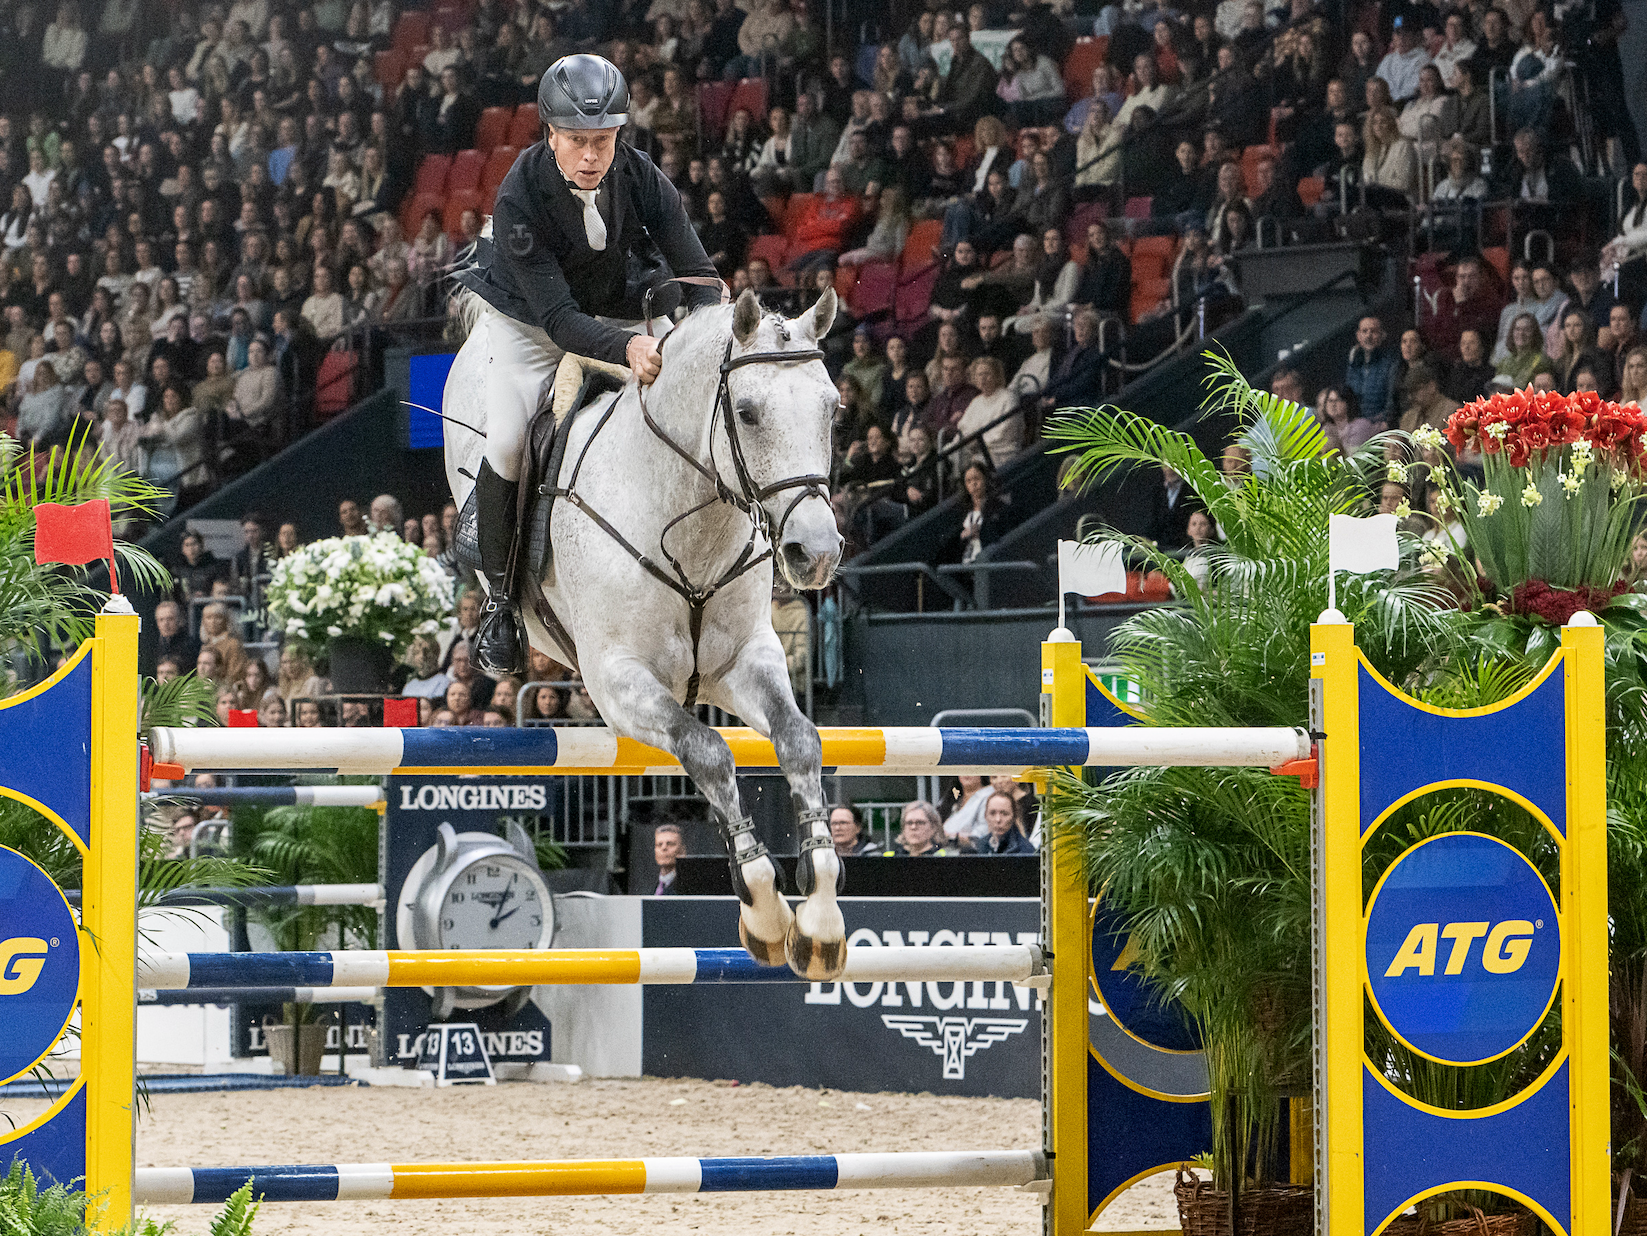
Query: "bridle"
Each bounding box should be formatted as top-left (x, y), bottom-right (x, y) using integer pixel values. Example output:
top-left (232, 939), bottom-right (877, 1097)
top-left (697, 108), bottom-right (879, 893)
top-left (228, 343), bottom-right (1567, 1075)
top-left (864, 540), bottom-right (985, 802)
top-left (543, 284), bottom-right (830, 705)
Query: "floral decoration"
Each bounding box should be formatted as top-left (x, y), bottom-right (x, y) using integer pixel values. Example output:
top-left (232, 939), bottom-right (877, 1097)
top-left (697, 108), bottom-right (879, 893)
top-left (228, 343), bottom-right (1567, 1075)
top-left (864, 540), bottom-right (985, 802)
top-left (265, 532), bottom-right (454, 657)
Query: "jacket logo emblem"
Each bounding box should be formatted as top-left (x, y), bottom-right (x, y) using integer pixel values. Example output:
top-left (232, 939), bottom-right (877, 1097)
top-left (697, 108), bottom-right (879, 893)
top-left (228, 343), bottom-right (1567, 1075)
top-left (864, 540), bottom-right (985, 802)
top-left (508, 223), bottom-right (533, 257)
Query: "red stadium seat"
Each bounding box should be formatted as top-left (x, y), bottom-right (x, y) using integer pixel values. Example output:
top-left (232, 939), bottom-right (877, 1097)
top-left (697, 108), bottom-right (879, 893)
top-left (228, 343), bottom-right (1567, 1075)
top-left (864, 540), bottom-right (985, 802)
top-left (1482, 245), bottom-right (1510, 285)
top-left (413, 154), bottom-right (451, 195)
top-left (782, 193), bottom-right (817, 239)
top-left (893, 262), bottom-right (941, 329)
top-left (749, 233), bottom-right (789, 271)
top-left (833, 266), bottom-right (858, 302)
top-left (1240, 144), bottom-right (1281, 198)
top-left (951, 135), bottom-right (976, 169)
top-left (1065, 200), bottom-right (1108, 243)
top-left (442, 188), bottom-right (485, 236)
top-left (373, 49), bottom-right (405, 88)
top-left (399, 190), bottom-right (445, 240)
top-left (1297, 176), bottom-right (1325, 209)
top-left (481, 145), bottom-right (518, 193)
top-left (1130, 234), bottom-right (1177, 279)
top-left (392, 10), bottom-right (429, 51)
top-left (475, 106), bottom-right (513, 153)
top-left (431, 2), bottom-right (468, 34)
top-left (900, 219), bottom-right (943, 271)
top-left (728, 78), bottom-right (768, 132)
top-left (1124, 195), bottom-right (1152, 219)
top-left (446, 148), bottom-right (485, 193)
top-left (1130, 276), bottom-right (1171, 324)
top-left (849, 261), bottom-right (897, 317)
top-left (1062, 36), bottom-right (1108, 99)
top-left (507, 104), bottom-right (540, 149)
top-left (314, 350), bottom-right (359, 418)
top-left (697, 81), bottom-right (736, 145)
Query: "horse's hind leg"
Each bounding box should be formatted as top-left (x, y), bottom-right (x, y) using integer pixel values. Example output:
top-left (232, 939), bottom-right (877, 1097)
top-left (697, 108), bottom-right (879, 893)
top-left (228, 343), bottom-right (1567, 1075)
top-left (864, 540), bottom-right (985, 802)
top-left (722, 649), bottom-right (847, 982)
top-left (595, 664), bottom-right (793, 963)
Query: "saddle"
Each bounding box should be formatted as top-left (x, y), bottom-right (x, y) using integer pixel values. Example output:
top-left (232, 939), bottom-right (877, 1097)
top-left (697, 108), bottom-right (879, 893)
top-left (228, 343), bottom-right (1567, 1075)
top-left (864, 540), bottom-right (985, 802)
top-left (453, 353), bottom-right (630, 671)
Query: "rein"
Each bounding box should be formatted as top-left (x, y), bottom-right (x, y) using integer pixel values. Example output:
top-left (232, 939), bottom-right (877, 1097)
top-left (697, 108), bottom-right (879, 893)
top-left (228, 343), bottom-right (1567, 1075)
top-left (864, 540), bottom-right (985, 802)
top-left (543, 291), bottom-right (828, 706)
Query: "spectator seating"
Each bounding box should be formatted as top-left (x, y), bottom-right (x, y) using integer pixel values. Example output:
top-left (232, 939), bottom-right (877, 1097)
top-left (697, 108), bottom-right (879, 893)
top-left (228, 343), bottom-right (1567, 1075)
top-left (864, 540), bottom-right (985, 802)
top-left (506, 104), bottom-right (540, 149)
top-left (481, 147), bottom-right (518, 195)
top-left (697, 81), bottom-right (737, 147)
top-left (414, 154), bottom-right (452, 195)
top-left (446, 149), bottom-right (486, 194)
top-left (1061, 37), bottom-right (1108, 98)
top-left (391, 10), bottom-right (430, 51)
top-left (748, 234), bottom-right (791, 282)
top-left (476, 107), bottom-right (514, 154)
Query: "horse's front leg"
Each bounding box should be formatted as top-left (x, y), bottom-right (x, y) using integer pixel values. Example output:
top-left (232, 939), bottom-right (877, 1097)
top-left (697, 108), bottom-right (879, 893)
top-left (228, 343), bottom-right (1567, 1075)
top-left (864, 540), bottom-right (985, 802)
top-left (721, 635), bottom-right (847, 982)
top-left (588, 656), bottom-right (793, 964)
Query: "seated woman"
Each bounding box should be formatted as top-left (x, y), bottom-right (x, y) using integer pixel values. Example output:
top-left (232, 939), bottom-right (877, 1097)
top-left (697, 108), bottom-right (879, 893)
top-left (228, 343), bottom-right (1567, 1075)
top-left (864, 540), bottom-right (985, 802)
top-left (1494, 312), bottom-right (1555, 388)
top-left (978, 790), bottom-right (1036, 855)
top-left (828, 804), bottom-right (880, 857)
top-left (955, 356), bottom-right (1022, 469)
top-left (888, 800), bottom-right (959, 856)
top-left (953, 461), bottom-right (1012, 564)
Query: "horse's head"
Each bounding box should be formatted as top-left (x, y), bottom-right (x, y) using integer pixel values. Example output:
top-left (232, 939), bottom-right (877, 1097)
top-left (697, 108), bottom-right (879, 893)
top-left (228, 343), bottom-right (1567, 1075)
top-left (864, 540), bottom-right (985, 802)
top-left (721, 287), bottom-right (843, 590)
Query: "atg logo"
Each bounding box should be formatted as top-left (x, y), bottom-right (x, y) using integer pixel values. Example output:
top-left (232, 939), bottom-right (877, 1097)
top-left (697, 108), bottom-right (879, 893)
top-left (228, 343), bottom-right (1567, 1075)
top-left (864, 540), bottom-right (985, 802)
top-left (1364, 832), bottom-right (1560, 1066)
top-left (0, 845), bottom-right (80, 1086)
top-left (0, 936), bottom-right (51, 994)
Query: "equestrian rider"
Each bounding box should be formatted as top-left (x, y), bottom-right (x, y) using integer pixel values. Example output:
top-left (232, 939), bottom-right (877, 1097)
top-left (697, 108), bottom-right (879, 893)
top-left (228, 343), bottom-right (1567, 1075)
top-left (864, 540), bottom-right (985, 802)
top-left (454, 54), bottom-right (722, 677)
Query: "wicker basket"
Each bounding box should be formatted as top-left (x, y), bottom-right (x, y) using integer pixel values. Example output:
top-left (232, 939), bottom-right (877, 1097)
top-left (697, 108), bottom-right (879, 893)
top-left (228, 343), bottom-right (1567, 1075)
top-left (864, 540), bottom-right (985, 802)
top-left (1617, 1189), bottom-right (1647, 1236)
top-left (1383, 1203), bottom-right (1539, 1236)
top-left (1174, 1166), bottom-right (1314, 1236)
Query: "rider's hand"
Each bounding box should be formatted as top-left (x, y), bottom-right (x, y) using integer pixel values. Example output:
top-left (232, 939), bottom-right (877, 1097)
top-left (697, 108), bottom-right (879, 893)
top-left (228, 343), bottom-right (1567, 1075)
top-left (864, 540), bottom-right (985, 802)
top-left (627, 333), bottom-right (663, 384)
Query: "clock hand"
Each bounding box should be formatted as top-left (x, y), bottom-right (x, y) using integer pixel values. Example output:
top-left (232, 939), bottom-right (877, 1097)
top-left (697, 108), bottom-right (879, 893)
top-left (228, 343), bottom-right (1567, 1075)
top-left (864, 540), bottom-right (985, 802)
top-left (488, 886), bottom-right (517, 929)
top-left (491, 906), bottom-right (521, 927)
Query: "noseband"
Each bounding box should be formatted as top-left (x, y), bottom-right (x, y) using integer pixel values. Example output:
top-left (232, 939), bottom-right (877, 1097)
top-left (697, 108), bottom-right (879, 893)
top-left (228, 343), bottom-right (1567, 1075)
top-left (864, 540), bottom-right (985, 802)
top-left (543, 296), bottom-right (829, 706)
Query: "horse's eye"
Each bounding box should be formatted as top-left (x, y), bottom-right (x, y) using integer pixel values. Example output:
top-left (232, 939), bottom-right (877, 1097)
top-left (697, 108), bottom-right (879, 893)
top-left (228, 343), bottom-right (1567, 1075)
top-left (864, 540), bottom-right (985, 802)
top-left (737, 401), bottom-right (759, 427)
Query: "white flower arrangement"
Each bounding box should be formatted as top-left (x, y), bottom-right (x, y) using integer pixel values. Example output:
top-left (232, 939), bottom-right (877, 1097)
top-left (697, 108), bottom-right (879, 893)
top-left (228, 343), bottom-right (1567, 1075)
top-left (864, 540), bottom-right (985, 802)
top-left (266, 531), bottom-right (455, 658)
top-left (1477, 491), bottom-right (1504, 516)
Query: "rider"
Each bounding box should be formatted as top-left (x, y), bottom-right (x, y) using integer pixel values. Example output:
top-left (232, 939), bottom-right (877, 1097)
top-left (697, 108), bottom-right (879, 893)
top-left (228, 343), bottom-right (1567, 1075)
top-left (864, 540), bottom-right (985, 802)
top-left (454, 53), bottom-right (722, 677)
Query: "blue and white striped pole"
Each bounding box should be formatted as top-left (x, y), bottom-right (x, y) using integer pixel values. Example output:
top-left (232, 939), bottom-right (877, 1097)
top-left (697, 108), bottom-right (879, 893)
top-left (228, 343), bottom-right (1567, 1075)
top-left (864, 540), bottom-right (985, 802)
top-left (148, 724), bottom-right (1309, 777)
top-left (136, 1150), bottom-right (1046, 1203)
top-left (136, 944), bottom-right (1046, 991)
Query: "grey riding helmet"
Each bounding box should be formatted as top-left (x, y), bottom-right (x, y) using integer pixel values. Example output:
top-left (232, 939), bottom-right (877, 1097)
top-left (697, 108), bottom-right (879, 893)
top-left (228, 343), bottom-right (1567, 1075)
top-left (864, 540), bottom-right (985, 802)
top-left (537, 54), bottom-right (631, 130)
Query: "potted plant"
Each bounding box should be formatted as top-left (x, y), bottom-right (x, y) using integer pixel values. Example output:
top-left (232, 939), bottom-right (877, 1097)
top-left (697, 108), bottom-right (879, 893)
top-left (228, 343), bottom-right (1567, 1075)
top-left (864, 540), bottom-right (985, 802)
top-left (234, 793), bottom-right (382, 1076)
top-left (265, 531), bottom-right (455, 694)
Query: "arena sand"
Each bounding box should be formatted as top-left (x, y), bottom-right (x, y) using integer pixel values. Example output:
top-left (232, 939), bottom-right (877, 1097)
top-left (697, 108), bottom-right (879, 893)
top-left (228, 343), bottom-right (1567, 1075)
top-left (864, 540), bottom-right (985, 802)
top-left (10, 1076), bottom-right (1176, 1235)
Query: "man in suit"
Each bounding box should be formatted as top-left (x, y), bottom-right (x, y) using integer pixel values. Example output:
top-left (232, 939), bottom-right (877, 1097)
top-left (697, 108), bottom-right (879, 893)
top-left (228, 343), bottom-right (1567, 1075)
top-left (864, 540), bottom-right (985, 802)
top-left (653, 822), bottom-right (684, 894)
top-left (1143, 464), bottom-right (1201, 551)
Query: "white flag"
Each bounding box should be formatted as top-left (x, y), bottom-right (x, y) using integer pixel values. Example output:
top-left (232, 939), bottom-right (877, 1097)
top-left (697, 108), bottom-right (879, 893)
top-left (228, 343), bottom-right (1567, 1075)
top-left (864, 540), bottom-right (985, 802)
top-left (1328, 513), bottom-right (1399, 575)
top-left (1058, 540), bottom-right (1128, 597)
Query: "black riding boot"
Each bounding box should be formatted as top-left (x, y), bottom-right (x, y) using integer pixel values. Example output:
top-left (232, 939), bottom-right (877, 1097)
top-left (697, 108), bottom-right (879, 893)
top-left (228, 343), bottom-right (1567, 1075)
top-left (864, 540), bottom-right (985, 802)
top-left (473, 460), bottom-right (526, 678)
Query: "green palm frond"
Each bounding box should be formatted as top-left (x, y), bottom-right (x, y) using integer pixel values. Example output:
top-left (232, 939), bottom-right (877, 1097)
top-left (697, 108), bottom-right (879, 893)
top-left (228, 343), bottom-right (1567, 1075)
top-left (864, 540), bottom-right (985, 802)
top-left (141, 672), bottom-right (220, 736)
top-left (205, 1182), bottom-right (260, 1236)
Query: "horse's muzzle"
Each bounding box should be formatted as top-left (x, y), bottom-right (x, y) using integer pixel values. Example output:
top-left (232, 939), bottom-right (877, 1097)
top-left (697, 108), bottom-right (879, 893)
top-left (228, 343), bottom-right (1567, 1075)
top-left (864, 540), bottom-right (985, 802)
top-left (780, 539), bottom-right (841, 590)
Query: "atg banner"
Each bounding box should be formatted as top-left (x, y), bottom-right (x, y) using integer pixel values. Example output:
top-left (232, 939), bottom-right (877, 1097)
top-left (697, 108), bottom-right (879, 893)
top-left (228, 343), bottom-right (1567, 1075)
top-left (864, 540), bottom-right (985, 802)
top-left (642, 897), bottom-right (1040, 1098)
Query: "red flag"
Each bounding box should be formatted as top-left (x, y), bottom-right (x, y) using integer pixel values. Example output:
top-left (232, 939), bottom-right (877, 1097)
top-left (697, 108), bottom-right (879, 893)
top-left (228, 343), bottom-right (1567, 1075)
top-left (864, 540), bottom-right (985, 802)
top-left (383, 697), bottom-right (419, 727)
top-left (228, 709), bottom-right (260, 728)
top-left (35, 499), bottom-right (119, 593)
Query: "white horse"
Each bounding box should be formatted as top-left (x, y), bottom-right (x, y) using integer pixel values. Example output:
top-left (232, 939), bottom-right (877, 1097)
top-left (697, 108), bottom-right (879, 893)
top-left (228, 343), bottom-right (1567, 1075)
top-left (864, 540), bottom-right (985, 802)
top-left (442, 288), bottom-right (850, 979)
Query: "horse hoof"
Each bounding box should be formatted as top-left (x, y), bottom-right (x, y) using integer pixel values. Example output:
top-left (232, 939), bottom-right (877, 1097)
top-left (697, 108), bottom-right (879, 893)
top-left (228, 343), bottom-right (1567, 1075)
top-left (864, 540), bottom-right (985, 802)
top-left (785, 927), bottom-right (848, 981)
top-left (738, 916), bottom-right (790, 968)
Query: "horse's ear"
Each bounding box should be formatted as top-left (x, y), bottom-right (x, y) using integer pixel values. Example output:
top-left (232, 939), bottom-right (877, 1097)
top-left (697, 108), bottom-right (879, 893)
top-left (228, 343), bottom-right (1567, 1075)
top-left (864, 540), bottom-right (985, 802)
top-left (732, 289), bottom-right (760, 345)
top-left (807, 287), bottom-right (837, 341)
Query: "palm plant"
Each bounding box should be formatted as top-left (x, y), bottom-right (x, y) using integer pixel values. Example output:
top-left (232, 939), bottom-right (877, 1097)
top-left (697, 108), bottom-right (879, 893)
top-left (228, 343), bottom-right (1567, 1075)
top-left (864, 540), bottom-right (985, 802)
top-left (0, 426), bottom-right (170, 665)
top-left (1044, 354), bottom-right (1470, 1203)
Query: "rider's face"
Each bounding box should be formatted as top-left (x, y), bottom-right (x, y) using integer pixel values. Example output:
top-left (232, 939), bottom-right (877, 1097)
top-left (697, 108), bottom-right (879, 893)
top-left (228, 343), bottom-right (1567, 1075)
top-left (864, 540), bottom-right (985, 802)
top-left (547, 125), bottom-right (619, 191)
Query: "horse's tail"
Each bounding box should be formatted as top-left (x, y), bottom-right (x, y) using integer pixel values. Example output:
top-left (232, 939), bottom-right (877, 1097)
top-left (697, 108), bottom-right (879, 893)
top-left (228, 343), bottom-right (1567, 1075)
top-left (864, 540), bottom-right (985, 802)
top-left (449, 286), bottom-right (489, 345)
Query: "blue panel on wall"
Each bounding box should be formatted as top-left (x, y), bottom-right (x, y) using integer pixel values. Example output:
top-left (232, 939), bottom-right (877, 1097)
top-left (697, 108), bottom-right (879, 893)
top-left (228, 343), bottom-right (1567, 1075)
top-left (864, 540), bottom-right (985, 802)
top-left (1358, 664), bottom-right (1566, 833)
top-left (407, 353), bottom-right (457, 450)
top-left (0, 657), bottom-right (91, 843)
top-left (1361, 1061), bottom-right (1570, 1236)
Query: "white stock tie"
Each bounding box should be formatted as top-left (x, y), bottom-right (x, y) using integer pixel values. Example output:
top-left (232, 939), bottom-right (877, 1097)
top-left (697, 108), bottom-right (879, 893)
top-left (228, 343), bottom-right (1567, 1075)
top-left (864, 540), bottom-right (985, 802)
top-left (572, 187), bottom-right (607, 251)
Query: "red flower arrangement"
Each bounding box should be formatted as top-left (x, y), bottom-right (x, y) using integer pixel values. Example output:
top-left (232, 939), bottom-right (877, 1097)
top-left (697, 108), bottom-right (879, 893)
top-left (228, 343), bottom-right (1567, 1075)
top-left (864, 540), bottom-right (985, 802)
top-left (1509, 580), bottom-right (1629, 626)
top-left (1445, 388), bottom-right (1647, 472)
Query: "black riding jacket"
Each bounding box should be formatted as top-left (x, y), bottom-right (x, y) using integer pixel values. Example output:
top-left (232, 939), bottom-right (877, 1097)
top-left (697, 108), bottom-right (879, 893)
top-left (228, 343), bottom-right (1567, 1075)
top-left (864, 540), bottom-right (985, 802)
top-left (455, 141), bottom-right (720, 366)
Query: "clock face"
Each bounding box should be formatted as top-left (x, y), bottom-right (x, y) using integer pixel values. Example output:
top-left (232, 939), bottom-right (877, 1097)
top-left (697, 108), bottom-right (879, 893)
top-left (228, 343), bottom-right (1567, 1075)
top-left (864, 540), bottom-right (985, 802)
top-left (437, 856), bottom-right (549, 951)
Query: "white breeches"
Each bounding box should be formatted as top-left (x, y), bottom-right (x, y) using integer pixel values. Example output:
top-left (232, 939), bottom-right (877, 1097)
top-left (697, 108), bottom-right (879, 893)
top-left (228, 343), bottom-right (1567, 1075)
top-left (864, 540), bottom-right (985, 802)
top-left (474, 307), bottom-right (672, 481)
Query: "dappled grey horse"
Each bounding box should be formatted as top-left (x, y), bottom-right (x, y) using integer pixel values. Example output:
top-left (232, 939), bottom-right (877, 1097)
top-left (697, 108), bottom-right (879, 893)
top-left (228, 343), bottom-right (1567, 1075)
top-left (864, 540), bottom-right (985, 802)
top-left (443, 288), bottom-right (849, 978)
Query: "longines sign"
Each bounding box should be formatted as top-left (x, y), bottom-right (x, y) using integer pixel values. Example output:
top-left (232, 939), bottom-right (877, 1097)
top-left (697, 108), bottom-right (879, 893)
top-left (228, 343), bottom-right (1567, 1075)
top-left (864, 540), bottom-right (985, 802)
top-left (642, 898), bottom-right (1041, 1098)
